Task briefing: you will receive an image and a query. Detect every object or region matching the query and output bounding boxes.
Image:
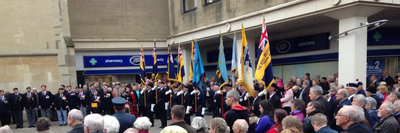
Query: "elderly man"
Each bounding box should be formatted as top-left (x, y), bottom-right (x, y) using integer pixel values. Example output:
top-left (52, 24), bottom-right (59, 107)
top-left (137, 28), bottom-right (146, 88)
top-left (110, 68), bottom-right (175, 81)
top-left (84, 114), bottom-right (104, 133)
top-left (386, 91), bottom-right (400, 104)
top-left (225, 90), bottom-right (249, 133)
top-left (309, 86), bottom-right (332, 122)
top-left (379, 70), bottom-right (395, 88)
top-left (335, 105), bottom-right (370, 132)
top-left (346, 83), bottom-right (358, 102)
top-left (112, 97), bottom-right (136, 133)
top-left (371, 75), bottom-right (380, 88)
top-left (329, 86), bottom-right (338, 100)
top-left (133, 117), bottom-right (152, 133)
top-left (330, 89), bottom-right (351, 131)
top-left (67, 109), bottom-right (84, 133)
top-left (170, 105), bottom-right (196, 133)
top-left (303, 101), bottom-right (324, 133)
top-left (312, 113), bottom-right (337, 133)
top-left (365, 97), bottom-right (379, 127)
top-left (366, 86), bottom-right (381, 109)
top-left (373, 102), bottom-right (400, 133)
top-left (233, 119), bottom-right (248, 133)
top-left (351, 94), bottom-right (373, 129)
top-left (394, 100), bottom-right (400, 123)
top-left (209, 118), bottom-right (230, 133)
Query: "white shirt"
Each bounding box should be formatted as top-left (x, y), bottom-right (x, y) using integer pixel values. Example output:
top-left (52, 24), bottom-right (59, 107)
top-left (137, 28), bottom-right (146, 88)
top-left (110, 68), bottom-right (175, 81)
top-left (269, 92), bottom-right (275, 100)
top-left (327, 97), bottom-right (331, 102)
top-left (348, 94), bottom-right (355, 101)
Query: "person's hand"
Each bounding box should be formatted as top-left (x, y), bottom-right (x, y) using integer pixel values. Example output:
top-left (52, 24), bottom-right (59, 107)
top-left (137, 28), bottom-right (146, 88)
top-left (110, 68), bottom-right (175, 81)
top-left (66, 106), bottom-right (69, 109)
top-left (35, 107), bottom-right (37, 110)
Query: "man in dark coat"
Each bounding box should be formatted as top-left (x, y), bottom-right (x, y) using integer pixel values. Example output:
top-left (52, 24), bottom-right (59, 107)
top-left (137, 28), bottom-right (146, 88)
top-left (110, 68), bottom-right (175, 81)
top-left (38, 85), bottom-right (53, 119)
top-left (66, 86), bottom-right (78, 110)
top-left (379, 70), bottom-right (395, 89)
top-left (170, 105), bottom-right (197, 133)
top-left (251, 90), bottom-right (262, 117)
top-left (309, 86), bottom-right (332, 122)
top-left (112, 97), bottom-right (136, 133)
top-left (77, 86), bottom-right (91, 120)
top-left (0, 90), bottom-right (11, 126)
top-left (336, 105), bottom-right (371, 133)
top-left (156, 81), bottom-right (169, 128)
top-left (183, 84), bottom-right (193, 125)
top-left (9, 88), bottom-right (24, 128)
top-left (224, 89), bottom-right (249, 133)
top-left (54, 88), bottom-right (69, 126)
top-left (24, 87), bottom-right (38, 128)
top-left (144, 82), bottom-right (156, 127)
top-left (195, 87), bottom-right (207, 117)
top-left (101, 87), bottom-right (113, 115)
top-left (373, 102), bottom-right (400, 133)
top-left (67, 109), bottom-right (85, 133)
top-left (267, 83), bottom-right (282, 109)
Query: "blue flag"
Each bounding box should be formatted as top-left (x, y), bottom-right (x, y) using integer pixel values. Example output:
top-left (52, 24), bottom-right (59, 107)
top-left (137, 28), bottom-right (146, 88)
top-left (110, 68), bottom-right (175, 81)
top-left (217, 35), bottom-right (229, 87)
top-left (255, 19), bottom-right (275, 90)
top-left (168, 46), bottom-right (176, 81)
top-left (192, 41), bottom-right (205, 90)
top-left (231, 34), bottom-right (237, 85)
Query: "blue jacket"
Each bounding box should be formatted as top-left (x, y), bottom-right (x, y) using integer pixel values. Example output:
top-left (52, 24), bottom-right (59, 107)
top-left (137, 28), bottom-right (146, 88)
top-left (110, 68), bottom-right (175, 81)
top-left (114, 111), bottom-right (136, 133)
top-left (255, 115), bottom-right (275, 133)
top-left (316, 126), bottom-right (338, 133)
top-left (368, 109), bottom-right (379, 127)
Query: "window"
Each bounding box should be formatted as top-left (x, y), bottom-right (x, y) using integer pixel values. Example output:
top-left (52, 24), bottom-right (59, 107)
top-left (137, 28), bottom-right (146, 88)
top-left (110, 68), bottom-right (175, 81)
top-left (184, 0), bottom-right (197, 13)
top-left (205, 0), bottom-right (220, 5)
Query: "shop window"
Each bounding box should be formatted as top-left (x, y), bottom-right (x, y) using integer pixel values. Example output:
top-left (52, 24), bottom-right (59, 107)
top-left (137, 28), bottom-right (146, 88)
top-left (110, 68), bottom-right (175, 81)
top-left (184, 0), bottom-right (197, 13)
top-left (205, 0), bottom-right (220, 5)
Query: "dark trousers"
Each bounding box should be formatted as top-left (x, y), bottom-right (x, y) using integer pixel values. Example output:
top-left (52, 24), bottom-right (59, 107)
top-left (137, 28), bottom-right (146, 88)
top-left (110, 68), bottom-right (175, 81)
top-left (26, 108), bottom-right (36, 126)
top-left (103, 108), bottom-right (112, 115)
top-left (0, 112), bottom-right (11, 126)
top-left (184, 114), bottom-right (191, 125)
top-left (157, 103), bottom-right (167, 127)
top-left (145, 107), bottom-right (154, 126)
top-left (12, 111), bottom-right (23, 127)
top-left (139, 106), bottom-right (144, 116)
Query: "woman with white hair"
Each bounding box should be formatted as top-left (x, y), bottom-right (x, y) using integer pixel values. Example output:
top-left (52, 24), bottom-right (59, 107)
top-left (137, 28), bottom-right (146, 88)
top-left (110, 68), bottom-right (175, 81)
top-left (191, 117), bottom-right (207, 133)
top-left (84, 114), bottom-right (104, 133)
top-left (103, 115), bottom-right (120, 133)
top-left (209, 118), bottom-right (230, 133)
top-left (160, 125), bottom-right (188, 133)
top-left (133, 117), bottom-right (152, 133)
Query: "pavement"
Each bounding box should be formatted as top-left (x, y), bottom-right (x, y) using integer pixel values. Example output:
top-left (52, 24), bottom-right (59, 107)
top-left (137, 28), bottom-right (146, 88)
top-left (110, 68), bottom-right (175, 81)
top-left (9, 115), bottom-right (214, 133)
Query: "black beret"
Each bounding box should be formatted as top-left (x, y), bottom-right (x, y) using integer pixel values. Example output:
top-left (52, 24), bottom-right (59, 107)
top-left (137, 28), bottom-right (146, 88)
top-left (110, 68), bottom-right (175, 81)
top-left (366, 86), bottom-right (377, 93)
top-left (346, 83), bottom-right (358, 88)
top-left (224, 84), bottom-right (232, 88)
top-left (148, 82), bottom-right (155, 88)
top-left (213, 82), bottom-right (219, 86)
top-left (357, 82), bottom-right (363, 86)
top-left (184, 84), bottom-right (193, 90)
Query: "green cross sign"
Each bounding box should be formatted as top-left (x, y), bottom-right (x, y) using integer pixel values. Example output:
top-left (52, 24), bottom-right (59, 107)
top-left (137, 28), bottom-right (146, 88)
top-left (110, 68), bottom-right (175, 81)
top-left (89, 58), bottom-right (97, 65)
top-left (373, 31), bottom-right (381, 42)
top-left (174, 56), bottom-right (178, 62)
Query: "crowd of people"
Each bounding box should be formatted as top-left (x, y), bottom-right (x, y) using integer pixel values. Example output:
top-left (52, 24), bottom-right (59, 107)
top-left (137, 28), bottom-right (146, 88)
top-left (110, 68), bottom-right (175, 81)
top-left (0, 71), bottom-right (400, 133)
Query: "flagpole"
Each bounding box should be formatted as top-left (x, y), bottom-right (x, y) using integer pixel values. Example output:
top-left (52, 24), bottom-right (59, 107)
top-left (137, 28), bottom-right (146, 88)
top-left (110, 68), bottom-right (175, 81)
top-left (154, 38), bottom-right (158, 104)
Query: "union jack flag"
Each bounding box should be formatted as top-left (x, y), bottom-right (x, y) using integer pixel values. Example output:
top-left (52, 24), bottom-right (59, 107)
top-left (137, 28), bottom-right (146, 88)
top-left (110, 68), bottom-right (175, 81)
top-left (257, 18), bottom-right (269, 62)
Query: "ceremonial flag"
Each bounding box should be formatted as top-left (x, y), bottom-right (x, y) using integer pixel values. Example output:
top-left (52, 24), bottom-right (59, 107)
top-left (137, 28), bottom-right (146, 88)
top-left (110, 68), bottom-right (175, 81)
top-left (152, 42), bottom-right (160, 85)
top-left (167, 46), bottom-right (176, 81)
top-left (188, 41), bottom-right (195, 82)
top-left (192, 41), bottom-right (205, 90)
top-left (255, 19), bottom-right (275, 90)
top-left (216, 35), bottom-right (229, 88)
top-left (231, 34), bottom-right (237, 85)
top-left (177, 44), bottom-right (185, 87)
top-left (139, 45), bottom-right (146, 86)
top-left (238, 25), bottom-right (255, 96)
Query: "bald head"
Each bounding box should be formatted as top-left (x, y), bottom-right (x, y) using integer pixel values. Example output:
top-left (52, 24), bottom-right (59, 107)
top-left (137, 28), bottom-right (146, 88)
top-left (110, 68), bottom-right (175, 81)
top-left (233, 119), bottom-right (248, 133)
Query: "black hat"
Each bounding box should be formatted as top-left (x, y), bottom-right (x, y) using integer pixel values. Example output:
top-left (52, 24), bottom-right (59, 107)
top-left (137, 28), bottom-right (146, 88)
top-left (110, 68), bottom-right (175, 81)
top-left (366, 86), bottom-right (377, 94)
top-left (58, 88), bottom-right (64, 91)
top-left (357, 82), bottom-right (363, 86)
top-left (270, 83), bottom-right (279, 89)
top-left (224, 84), bottom-right (232, 88)
top-left (147, 82), bottom-right (154, 88)
top-left (13, 88), bottom-right (18, 91)
top-left (346, 83), bottom-right (358, 88)
top-left (184, 84), bottom-right (193, 90)
top-left (112, 97), bottom-right (126, 106)
top-left (116, 83), bottom-right (121, 85)
top-left (213, 82), bottom-right (219, 86)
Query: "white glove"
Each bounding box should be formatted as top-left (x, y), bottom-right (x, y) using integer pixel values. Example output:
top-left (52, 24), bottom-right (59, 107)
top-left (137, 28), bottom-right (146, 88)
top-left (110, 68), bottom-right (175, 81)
top-left (201, 107), bottom-right (206, 115)
top-left (140, 89), bottom-right (145, 94)
top-left (165, 90), bottom-right (172, 95)
top-left (216, 90), bottom-right (222, 94)
top-left (207, 87), bottom-right (210, 91)
top-left (258, 90), bottom-right (267, 97)
top-left (151, 104), bottom-right (155, 112)
top-left (206, 91), bottom-right (210, 97)
top-left (151, 86), bottom-right (157, 91)
top-left (244, 93), bottom-right (250, 101)
top-left (190, 90), bottom-right (196, 95)
top-left (186, 106), bottom-right (192, 114)
top-left (177, 90), bottom-right (183, 96)
top-left (165, 102), bottom-right (169, 110)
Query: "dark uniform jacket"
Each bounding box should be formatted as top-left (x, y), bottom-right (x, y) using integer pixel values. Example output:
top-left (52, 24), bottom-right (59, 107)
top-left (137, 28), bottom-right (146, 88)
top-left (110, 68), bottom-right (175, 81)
top-left (315, 96), bottom-right (332, 122)
top-left (114, 111), bottom-right (136, 133)
top-left (23, 92), bottom-right (37, 109)
top-left (54, 93), bottom-right (68, 110)
top-left (39, 91), bottom-right (53, 109)
top-left (196, 91), bottom-right (207, 116)
top-left (183, 92), bottom-right (192, 108)
top-left (171, 92), bottom-right (181, 106)
top-left (145, 90), bottom-right (155, 108)
top-left (268, 93), bottom-right (282, 109)
top-left (252, 96), bottom-right (262, 117)
top-left (0, 95), bottom-right (10, 113)
top-left (101, 91), bottom-right (113, 109)
top-left (238, 91), bottom-right (248, 107)
top-left (66, 90), bottom-right (78, 109)
top-left (78, 91), bottom-right (91, 107)
top-left (9, 93), bottom-right (24, 111)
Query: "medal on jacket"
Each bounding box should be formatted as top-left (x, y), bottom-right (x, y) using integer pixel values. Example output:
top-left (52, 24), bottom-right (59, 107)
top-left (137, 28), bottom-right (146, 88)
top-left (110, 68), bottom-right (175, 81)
top-left (31, 97), bottom-right (34, 101)
top-left (3, 97), bottom-right (8, 103)
top-left (45, 95), bottom-right (49, 99)
top-left (62, 96), bottom-right (66, 101)
top-left (19, 96), bottom-right (22, 101)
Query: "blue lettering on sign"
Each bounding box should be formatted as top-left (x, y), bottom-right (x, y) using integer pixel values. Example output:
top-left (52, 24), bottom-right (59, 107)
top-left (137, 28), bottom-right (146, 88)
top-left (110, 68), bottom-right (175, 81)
top-left (83, 55), bottom-right (176, 68)
top-left (269, 33), bottom-right (330, 55)
top-left (366, 59), bottom-right (385, 80)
